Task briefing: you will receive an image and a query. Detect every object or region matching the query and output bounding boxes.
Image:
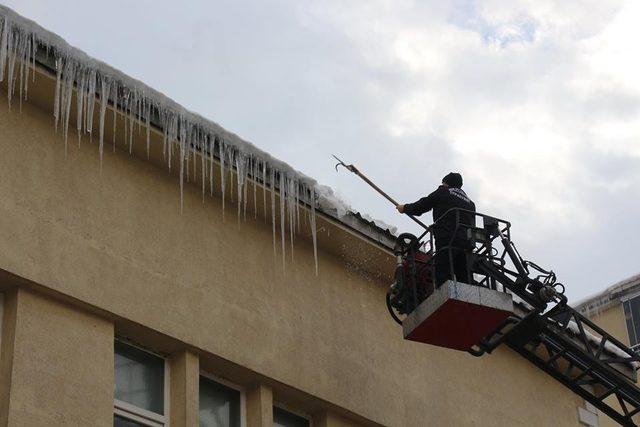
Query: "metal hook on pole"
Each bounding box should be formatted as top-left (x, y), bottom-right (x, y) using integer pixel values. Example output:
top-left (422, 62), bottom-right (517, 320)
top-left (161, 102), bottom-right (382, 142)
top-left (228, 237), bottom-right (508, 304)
top-left (333, 155), bottom-right (356, 173)
top-left (332, 154), bottom-right (431, 231)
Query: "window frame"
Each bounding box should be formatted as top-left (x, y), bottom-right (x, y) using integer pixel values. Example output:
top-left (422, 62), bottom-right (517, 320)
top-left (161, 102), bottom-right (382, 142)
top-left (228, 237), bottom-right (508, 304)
top-left (273, 402), bottom-right (313, 427)
top-left (0, 293), bottom-right (4, 351)
top-left (623, 295), bottom-right (640, 348)
top-left (199, 370), bottom-right (246, 427)
top-left (114, 339), bottom-right (170, 427)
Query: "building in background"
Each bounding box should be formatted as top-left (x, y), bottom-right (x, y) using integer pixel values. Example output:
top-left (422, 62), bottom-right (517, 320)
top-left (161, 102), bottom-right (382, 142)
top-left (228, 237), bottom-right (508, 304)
top-left (575, 274), bottom-right (640, 427)
top-left (0, 6), bottom-right (602, 427)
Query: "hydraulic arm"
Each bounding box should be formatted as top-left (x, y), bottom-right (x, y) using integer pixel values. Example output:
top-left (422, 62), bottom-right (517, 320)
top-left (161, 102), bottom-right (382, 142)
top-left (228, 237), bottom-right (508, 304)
top-left (389, 211), bottom-right (640, 426)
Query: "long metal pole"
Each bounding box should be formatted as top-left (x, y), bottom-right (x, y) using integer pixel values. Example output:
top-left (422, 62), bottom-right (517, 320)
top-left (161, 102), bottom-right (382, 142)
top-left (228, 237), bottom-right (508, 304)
top-left (333, 155), bottom-right (431, 231)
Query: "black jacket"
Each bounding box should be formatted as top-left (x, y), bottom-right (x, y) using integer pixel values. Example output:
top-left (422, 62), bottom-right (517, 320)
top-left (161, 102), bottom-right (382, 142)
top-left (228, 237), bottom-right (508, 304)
top-left (403, 186), bottom-right (476, 245)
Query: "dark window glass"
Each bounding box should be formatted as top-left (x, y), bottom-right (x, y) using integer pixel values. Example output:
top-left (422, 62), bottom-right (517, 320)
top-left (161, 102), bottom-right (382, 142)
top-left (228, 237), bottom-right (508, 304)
top-left (624, 297), bottom-right (640, 348)
top-left (273, 407), bottom-right (309, 427)
top-left (113, 415), bottom-right (145, 427)
top-left (624, 300), bottom-right (638, 346)
top-left (199, 376), bottom-right (241, 427)
top-left (114, 341), bottom-right (165, 415)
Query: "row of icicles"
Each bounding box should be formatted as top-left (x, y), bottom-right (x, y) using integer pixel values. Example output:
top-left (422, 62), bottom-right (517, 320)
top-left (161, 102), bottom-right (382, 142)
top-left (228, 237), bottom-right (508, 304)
top-left (0, 12), bottom-right (319, 274)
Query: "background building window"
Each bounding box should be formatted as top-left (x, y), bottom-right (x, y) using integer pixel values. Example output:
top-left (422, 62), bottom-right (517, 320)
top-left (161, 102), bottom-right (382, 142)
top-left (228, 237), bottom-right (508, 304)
top-left (114, 341), bottom-right (167, 426)
top-left (623, 296), bottom-right (640, 350)
top-left (0, 293), bottom-right (3, 351)
top-left (273, 406), bottom-right (310, 427)
top-left (199, 376), bottom-right (241, 427)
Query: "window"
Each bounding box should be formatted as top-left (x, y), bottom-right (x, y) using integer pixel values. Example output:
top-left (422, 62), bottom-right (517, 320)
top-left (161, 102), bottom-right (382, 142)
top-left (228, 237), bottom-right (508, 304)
top-left (273, 406), bottom-right (310, 427)
top-left (199, 375), bottom-right (242, 427)
top-left (623, 296), bottom-right (640, 350)
top-left (114, 341), bottom-right (167, 427)
top-left (0, 293), bottom-right (4, 350)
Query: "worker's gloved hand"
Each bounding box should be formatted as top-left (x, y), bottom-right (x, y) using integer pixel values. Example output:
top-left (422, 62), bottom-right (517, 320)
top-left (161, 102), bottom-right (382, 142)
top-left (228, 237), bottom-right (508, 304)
top-left (396, 204), bottom-right (405, 214)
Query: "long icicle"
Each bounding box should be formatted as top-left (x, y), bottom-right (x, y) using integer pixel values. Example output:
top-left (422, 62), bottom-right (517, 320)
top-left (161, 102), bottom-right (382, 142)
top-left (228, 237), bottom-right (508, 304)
top-left (209, 136), bottom-right (214, 197)
top-left (252, 158), bottom-right (257, 219)
top-left (112, 81), bottom-right (118, 151)
top-left (76, 69), bottom-right (86, 145)
top-left (179, 116), bottom-right (187, 214)
top-left (98, 76), bottom-right (111, 168)
top-left (310, 188), bottom-right (318, 275)
top-left (61, 61), bottom-right (75, 156)
top-left (0, 15), bottom-right (10, 83)
top-left (262, 162), bottom-right (267, 223)
top-left (219, 139), bottom-right (226, 222)
top-left (53, 56), bottom-right (62, 131)
top-left (270, 168), bottom-right (276, 259)
top-left (279, 173), bottom-right (286, 272)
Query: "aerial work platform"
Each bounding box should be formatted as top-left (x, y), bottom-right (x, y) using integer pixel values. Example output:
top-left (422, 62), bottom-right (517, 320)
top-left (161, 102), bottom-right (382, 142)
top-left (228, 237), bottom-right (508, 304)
top-left (402, 280), bottom-right (514, 351)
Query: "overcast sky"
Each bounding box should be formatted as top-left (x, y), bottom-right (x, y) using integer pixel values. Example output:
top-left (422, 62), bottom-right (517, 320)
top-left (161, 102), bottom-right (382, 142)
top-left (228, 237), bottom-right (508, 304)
top-left (4, 0), bottom-right (640, 302)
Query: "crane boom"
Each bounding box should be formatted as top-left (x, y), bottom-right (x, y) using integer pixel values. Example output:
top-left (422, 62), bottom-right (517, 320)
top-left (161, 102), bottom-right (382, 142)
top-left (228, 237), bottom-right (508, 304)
top-left (387, 210), bottom-right (640, 426)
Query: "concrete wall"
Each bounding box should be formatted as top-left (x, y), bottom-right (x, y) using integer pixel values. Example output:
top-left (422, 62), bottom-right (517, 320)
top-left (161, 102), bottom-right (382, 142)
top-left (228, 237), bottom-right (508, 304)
top-left (582, 303), bottom-right (633, 427)
top-left (0, 70), bottom-right (584, 426)
top-left (0, 289), bottom-right (114, 426)
top-left (587, 303), bottom-right (629, 347)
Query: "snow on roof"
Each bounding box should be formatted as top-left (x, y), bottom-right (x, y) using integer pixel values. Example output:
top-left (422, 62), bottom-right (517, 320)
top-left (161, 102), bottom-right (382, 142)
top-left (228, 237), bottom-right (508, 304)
top-left (0, 5), bottom-right (398, 272)
top-left (574, 273), bottom-right (640, 316)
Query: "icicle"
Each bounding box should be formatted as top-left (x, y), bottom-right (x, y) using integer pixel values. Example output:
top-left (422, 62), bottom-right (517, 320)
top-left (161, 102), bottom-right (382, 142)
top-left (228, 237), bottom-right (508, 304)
top-left (123, 92), bottom-right (129, 150)
top-left (185, 127), bottom-right (191, 183)
top-left (166, 114), bottom-right (177, 171)
top-left (253, 158), bottom-right (258, 219)
top-left (201, 134), bottom-right (206, 203)
top-left (98, 77), bottom-right (111, 167)
top-left (136, 96), bottom-right (142, 135)
top-left (235, 153), bottom-right (242, 221)
top-left (295, 183), bottom-right (300, 233)
top-left (31, 33), bottom-right (36, 83)
top-left (0, 16), bottom-right (9, 83)
top-left (145, 101), bottom-right (151, 158)
top-left (5, 21), bottom-right (16, 106)
top-left (86, 69), bottom-right (96, 136)
top-left (279, 173), bottom-right (286, 271)
top-left (262, 162), bottom-right (267, 223)
top-left (76, 69), bottom-right (86, 144)
top-left (191, 130), bottom-right (197, 183)
top-left (128, 91), bottom-right (134, 153)
top-left (111, 81), bottom-right (118, 151)
top-left (179, 116), bottom-right (186, 213)
top-left (289, 178), bottom-right (295, 262)
top-left (310, 189), bottom-right (318, 275)
top-left (53, 57), bottom-right (62, 131)
top-left (227, 148), bottom-right (234, 204)
top-left (209, 137), bottom-right (214, 197)
top-left (161, 111), bottom-right (168, 160)
top-left (243, 159), bottom-right (249, 221)
top-left (219, 140), bottom-right (226, 221)
top-left (18, 46), bottom-right (23, 110)
top-left (22, 35), bottom-right (30, 100)
top-left (83, 74), bottom-right (89, 137)
top-left (61, 61), bottom-right (75, 156)
top-left (270, 169), bottom-right (276, 258)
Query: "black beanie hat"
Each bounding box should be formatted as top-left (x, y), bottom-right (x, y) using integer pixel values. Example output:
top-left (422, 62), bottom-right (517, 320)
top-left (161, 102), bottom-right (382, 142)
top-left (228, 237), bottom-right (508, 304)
top-left (442, 172), bottom-right (463, 188)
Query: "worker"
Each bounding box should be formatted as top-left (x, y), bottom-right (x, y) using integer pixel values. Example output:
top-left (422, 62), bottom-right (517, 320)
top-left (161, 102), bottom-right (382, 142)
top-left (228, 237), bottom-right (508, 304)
top-left (396, 172), bottom-right (476, 287)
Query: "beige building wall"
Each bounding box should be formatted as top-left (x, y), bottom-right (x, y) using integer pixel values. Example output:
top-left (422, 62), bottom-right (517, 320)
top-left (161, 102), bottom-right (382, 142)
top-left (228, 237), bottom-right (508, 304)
top-left (0, 69), bottom-right (586, 426)
top-left (581, 303), bottom-right (633, 427)
top-left (0, 288), bottom-right (114, 426)
top-left (587, 304), bottom-right (629, 347)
